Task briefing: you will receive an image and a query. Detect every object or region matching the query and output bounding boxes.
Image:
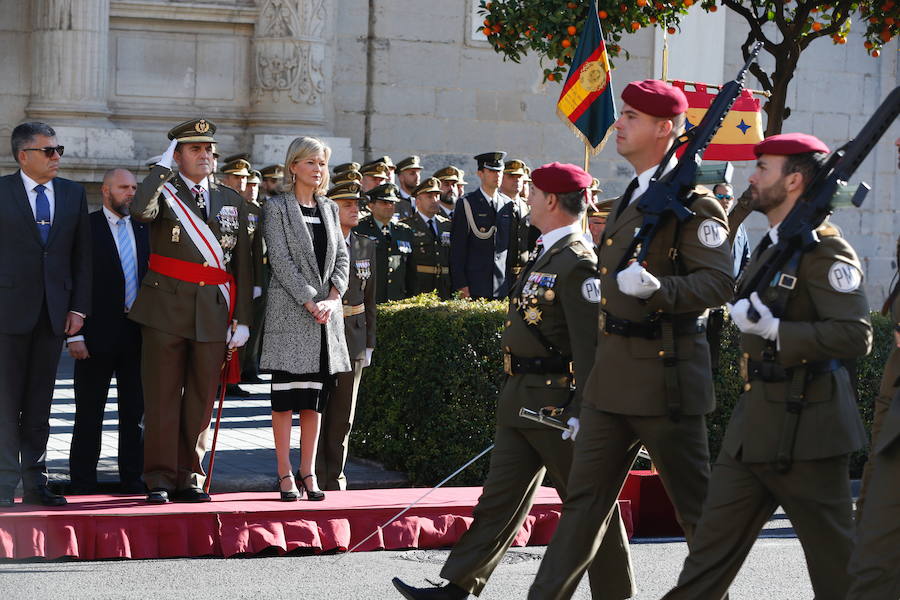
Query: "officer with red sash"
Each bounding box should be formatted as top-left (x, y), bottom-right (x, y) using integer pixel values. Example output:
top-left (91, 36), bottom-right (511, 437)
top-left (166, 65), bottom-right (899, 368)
top-left (130, 119), bottom-right (252, 504)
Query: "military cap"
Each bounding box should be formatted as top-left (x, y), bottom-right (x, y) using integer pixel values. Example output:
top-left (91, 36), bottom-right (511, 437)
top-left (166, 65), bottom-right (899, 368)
top-left (167, 118), bottom-right (216, 143)
top-left (754, 133), bottom-right (830, 157)
top-left (413, 177), bottom-right (442, 196)
top-left (333, 162), bottom-right (361, 175)
top-left (371, 155), bottom-right (395, 169)
top-left (504, 159), bottom-right (528, 176)
top-left (396, 156), bottom-right (423, 172)
top-left (328, 181), bottom-right (363, 201)
top-left (453, 167), bottom-right (468, 185)
top-left (522, 166), bottom-right (532, 183)
top-left (621, 79), bottom-right (688, 117)
top-left (433, 166), bottom-right (460, 183)
top-left (474, 151), bottom-right (507, 171)
top-left (221, 157), bottom-right (251, 177)
top-left (589, 177), bottom-right (602, 193)
top-left (223, 152), bottom-right (250, 164)
top-left (260, 164), bottom-right (285, 180)
top-left (531, 162), bottom-right (593, 193)
top-left (145, 154), bottom-right (163, 167)
top-left (247, 169), bottom-right (262, 185)
top-left (588, 198), bottom-right (615, 218)
top-left (360, 161), bottom-right (391, 179)
top-left (332, 169), bottom-right (362, 186)
top-left (211, 144), bottom-right (220, 158)
top-left (366, 182), bottom-right (401, 203)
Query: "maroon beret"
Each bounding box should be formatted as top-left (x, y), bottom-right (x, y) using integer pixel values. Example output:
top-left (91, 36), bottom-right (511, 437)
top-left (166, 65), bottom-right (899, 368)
top-left (621, 79), bottom-right (688, 118)
top-left (531, 162), bottom-right (593, 194)
top-left (754, 133), bottom-right (830, 157)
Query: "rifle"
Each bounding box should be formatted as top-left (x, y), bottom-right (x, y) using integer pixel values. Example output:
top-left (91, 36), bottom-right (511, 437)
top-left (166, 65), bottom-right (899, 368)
top-left (617, 42), bottom-right (762, 273)
top-left (735, 85), bottom-right (900, 317)
top-left (732, 86), bottom-right (900, 473)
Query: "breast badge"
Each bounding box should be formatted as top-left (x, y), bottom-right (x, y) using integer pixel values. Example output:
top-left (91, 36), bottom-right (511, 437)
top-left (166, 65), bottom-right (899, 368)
top-left (355, 258), bottom-right (371, 280)
top-left (523, 305), bottom-right (543, 325)
top-left (171, 225), bottom-right (181, 243)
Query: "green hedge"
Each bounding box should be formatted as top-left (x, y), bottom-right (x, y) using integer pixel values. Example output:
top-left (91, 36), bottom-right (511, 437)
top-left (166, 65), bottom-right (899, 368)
top-left (350, 293), bottom-right (894, 486)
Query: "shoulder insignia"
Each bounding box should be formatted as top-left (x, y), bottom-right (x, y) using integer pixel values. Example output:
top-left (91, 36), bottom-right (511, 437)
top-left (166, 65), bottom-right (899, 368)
top-left (581, 277), bottom-right (602, 303)
top-left (566, 239), bottom-right (596, 260)
top-left (697, 219), bottom-right (728, 248)
top-left (816, 222), bottom-right (842, 238)
top-left (828, 260), bottom-right (862, 293)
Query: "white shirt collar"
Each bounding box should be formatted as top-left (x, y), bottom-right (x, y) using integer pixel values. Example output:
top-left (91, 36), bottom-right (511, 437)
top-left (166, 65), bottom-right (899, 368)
top-left (102, 205), bottom-right (129, 225)
top-left (630, 156), bottom-right (678, 205)
top-left (179, 173), bottom-right (208, 192)
top-left (20, 171), bottom-right (54, 195)
top-left (344, 232), bottom-right (352, 245)
top-left (417, 210), bottom-right (436, 224)
top-left (538, 222), bottom-right (583, 256)
top-left (766, 223), bottom-right (780, 246)
top-left (480, 187), bottom-right (498, 203)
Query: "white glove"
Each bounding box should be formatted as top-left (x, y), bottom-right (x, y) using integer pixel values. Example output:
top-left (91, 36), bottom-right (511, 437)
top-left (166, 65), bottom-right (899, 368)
top-left (253, 286), bottom-right (262, 299)
top-left (616, 262), bottom-right (661, 299)
top-left (561, 417), bottom-right (580, 441)
top-left (364, 348), bottom-right (374, 367)
top-left (227, 324), bottom-right (250, 349)
top-left (156, 138), bottom-right (179, 170)
top-left (727, 292), bottom-right (780, 341)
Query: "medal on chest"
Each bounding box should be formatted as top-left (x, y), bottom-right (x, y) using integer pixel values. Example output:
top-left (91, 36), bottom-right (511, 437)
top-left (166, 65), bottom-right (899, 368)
top-left (171, 225), bottom-right (181, 243)
top-left (519, 272), bottom-right (557, 325)
top-left (216, 205), bottom-right (239, 233)
top-left (355, 258), bottom-right (371, 281)
top-left (247, 213), bottom-right (258, 235)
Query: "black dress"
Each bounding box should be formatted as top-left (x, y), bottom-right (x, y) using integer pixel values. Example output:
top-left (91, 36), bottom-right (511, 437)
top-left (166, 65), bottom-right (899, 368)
top-left (270, 202), bottom-right (334, 413)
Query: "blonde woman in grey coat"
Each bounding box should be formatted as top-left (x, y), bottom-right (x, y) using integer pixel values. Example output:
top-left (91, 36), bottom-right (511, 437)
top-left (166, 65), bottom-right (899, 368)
top-left (261, 136), bottom-right (350, 501)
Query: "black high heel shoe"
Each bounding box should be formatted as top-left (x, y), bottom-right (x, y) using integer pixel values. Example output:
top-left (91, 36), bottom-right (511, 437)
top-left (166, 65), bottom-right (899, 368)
top-left (277, 474), bottom-right (300, 501)
top-left (298, 473), bottom-right (325, 501)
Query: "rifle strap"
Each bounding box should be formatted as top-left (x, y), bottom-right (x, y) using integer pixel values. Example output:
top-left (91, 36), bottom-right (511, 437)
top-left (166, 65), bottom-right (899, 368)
top-left (774, 364), bottom-right (808, 473)
top-left (659, 216), bottom-right (687, 422)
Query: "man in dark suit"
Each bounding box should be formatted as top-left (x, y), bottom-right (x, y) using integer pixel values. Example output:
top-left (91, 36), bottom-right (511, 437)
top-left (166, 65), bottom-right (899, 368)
top-left (0, 122), bottom-right (91, 507)
top-left (67, 168), bottom-right (149, 494)
top-left (449, 151), bottom-right (521, 299)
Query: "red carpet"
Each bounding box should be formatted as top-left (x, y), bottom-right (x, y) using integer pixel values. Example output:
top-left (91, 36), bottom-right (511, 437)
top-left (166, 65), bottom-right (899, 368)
top-left (0, 473), bottom-right (676, 560)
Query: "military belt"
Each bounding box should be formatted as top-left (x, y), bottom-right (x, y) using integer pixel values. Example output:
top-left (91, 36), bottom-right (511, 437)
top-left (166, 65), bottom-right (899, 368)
top-left (342, 303), bottom-right (365, 317)
top-left (746, 359), bottom-right (841, 383)
top-left (503, 352), bottom-right (572, 377)
top-left (600, 311), bottom-right (706, 339)
top-left (416, 264), bottom-right (449, 275)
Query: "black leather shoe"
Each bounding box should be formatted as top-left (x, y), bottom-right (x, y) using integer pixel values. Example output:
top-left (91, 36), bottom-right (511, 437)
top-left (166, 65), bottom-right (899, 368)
top-left (146, 489), bottom-right (170, 504)
top-left (0, 488), bottom-right (14, 508)
top-left (226, 384), bottom-right (251, 397)
top-left (23, 486), bottom-right (67, 507)
top-left (392, 578), bottom-right (468, 599)
top-left (241, 374), bottom-right (264, 384)
top-left (175, 488), bottom-right (211, 503)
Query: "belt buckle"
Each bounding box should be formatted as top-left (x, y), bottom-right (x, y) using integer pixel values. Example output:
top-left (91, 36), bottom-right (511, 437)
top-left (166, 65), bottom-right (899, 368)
top-left (503, 352), bottom-right (512, 376)
top-left (777, 273), bottom-right (797, 290)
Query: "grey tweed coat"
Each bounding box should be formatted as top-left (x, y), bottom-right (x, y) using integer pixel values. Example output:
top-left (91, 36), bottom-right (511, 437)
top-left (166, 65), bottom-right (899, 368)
top-left (260, 192), bottom-right (351, 376)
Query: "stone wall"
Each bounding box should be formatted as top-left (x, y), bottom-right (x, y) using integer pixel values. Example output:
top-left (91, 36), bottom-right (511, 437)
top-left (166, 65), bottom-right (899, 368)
top-left (0, 0), bottom-right (895, 303)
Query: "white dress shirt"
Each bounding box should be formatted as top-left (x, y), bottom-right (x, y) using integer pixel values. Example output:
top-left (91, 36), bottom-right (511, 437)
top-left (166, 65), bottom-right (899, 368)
top-left (537, 223), bottom-right (583, 258)
top-left (627, 156), bottom-right (678, 207)
top-left (179, 173), bottom-right (209, 207)
top-left (103, 206), bottom-right (137, 268)
top-left (20, 171), bottom-right (56, 224)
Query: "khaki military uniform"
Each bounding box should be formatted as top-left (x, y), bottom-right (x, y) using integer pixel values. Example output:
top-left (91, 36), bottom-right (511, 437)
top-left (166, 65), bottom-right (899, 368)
top-left (241, 198), bottom-right (267, 380)
top-left (316, 232), bottom-right (376, 491)
top-left (130, 165), bottom-right (252, 491)
top-left (354, 214), bottom-right (415, 302)
top-left (847, 267), bottom-right (900, 599)
top-left (529, 188), bottom-right (734, 600)
top-left (665, 224), bottom-right (872, 600)
top-left (402, 213), bottom-right (452, 299)
top-left (439, 232), bottom-right (634, 598)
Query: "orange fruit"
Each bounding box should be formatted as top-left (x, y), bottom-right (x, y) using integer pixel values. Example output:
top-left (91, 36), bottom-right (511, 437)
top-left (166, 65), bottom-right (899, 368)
top-left (709, 5), bottom-right (717, 11)
top-left (567, 1), bottom-right (577, 8)
top-left (547, 33), bottom-right (554, 40)
top-left (599, 10), bottom-right (608, 18)
top-left (567, 25), bottom-right (577, 35)
top-left (667, 26), bottom-right (676, 34)
top-left (492, 24), bottom-right (501, 33)
top-left (547, 73), bottom-right (556, 81)
top-left (562, 38), bottom-right (572, 48)
top-left (811, 22), bottom-right (822, 31)
top-left (880, 29), bottom-right (893, 42)
top-left (864, 41), bottom-right (874, 49)
top-left (872, 49), bottom-right (881, 57)
top-left (483, 19), bottom-right (491, 27)
top-left (637, 0), bottom-right (647, 5)
top-left (482, 27), bottom-right (492, 36)
top-left (631, 21), bottom-right (641, 31)
top-left (649, 16), bottom-right (658, 23)
top-left (684, 0), bottom-right (693, 6)
top-left (557, 58), bottom-right (566, 66)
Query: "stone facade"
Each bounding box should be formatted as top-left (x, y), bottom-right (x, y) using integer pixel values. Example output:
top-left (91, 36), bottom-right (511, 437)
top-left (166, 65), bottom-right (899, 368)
top-left (0, 0), bottom-right (895, 303)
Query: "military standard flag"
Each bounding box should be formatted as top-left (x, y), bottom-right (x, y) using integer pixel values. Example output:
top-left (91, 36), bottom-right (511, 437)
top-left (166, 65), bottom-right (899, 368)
top-left (556, 1), bottom-right (616, 154)
top-left (672, 81), bottom-right (763, 161)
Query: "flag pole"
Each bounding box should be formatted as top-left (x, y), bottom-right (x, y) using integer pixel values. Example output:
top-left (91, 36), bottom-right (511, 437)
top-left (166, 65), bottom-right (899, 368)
top-left (661, 30), bottom-right (669, 81)
top-left (582, 143), bottom-right (590, 233)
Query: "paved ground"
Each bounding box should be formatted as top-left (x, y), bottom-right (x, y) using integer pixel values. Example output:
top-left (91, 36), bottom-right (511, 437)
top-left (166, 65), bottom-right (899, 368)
top-left (0, 538), bottom-right (814, 599)
top-left (45, 353), bottom-right (406, 494)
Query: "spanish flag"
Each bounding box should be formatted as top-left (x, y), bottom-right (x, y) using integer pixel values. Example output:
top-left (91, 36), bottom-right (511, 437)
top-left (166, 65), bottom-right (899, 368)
top-left (556, 1), bottom-right (616, 155)
top-left (672, 81), bottom-right (763, 161)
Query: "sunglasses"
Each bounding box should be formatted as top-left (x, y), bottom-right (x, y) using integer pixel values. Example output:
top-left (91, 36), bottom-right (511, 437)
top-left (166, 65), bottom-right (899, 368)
top-left (23, 146), bottom-right (65, 158)
top-left (715, 193), bottom-right (733, 200)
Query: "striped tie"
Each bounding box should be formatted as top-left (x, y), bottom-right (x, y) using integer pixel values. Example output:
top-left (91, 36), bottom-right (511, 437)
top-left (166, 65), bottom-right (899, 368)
top-left (116, 219), bottom-right (138, 311)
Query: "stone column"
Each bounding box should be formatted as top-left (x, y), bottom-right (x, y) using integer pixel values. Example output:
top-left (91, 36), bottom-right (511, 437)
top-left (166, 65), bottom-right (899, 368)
top-left (26, 0), bottom-right (111, 122)
top-left (250, 0), bottom-right (342, 165)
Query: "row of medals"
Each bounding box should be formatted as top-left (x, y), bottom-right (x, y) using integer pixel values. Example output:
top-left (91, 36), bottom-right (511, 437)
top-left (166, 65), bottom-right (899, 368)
top-left (519, 271), bottom-right (557, 325)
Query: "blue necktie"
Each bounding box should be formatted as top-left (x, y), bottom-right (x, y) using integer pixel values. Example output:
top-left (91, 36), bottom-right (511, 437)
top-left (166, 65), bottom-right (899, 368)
top-left (116, 219), bottom-right (138, 310)
top-left (34, 184), bottom-right (51, 244)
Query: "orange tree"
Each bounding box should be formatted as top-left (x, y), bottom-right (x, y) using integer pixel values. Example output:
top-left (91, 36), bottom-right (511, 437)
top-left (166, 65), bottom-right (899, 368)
top-left (478, 1), bottom-right (898, 134)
